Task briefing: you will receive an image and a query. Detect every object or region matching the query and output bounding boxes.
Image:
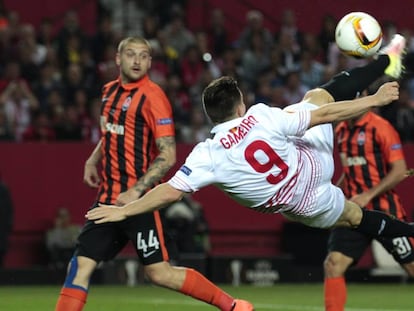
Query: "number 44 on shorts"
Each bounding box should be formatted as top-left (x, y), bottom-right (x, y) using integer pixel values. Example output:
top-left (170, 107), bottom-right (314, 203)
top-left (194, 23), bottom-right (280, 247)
top-left (137, 230), bottom-right (160, 258)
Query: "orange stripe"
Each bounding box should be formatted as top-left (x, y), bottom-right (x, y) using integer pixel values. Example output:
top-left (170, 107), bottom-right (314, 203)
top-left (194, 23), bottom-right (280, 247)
top-left (336, 117), bottom-right (405, 215)
top-left (154, 210), bottom-right (169, 261)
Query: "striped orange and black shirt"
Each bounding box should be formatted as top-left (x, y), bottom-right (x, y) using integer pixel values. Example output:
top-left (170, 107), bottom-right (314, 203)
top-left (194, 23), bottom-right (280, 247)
top-left (97, 75), bottom-right (175, 204)
top-left (335, 111), bottom-right (405, 217)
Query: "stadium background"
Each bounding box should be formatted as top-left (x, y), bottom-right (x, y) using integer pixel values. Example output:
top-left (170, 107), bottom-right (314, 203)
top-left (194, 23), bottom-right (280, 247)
top-left (1, 0), bottom-right (414, 285)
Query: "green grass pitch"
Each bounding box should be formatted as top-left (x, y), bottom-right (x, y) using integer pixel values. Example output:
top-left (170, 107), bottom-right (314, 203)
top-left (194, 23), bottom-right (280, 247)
top-left (0, 283), bottom-right (413, 310)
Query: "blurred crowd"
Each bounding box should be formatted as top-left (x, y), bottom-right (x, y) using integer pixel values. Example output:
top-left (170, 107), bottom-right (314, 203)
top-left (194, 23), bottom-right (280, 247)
top-left (1, 1), bottom-right (414, 143)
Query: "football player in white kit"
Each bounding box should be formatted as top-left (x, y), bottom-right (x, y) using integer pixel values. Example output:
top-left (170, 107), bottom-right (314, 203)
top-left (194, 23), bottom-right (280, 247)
top-left (86, 35), bottom-right (414, 240)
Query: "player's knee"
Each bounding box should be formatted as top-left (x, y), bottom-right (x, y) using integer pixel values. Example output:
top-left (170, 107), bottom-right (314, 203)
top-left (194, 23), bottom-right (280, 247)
top-left (339, 201), bottom-right (363, 227)
top-left (64, 256), bottom-right (97, 287)
top-left (324, 252), bottom-right (350, 277)
top-left (403, 261), bottom-right (414, 277)
top-left (144, 262), bottom-right (173, 286)
top-left (303, 88), bottom-right (334, 106)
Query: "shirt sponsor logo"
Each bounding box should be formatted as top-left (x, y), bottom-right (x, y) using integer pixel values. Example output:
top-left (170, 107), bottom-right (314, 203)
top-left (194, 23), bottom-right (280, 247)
top-left (100, 116), bottom-right (125, 135)
top-left (179, 165), bottom-right (192, 176)
top-left (391, 143), bottom-right (402, 150)
top-left (157, 118), bottom-right (173, 125)
top-left (345, 156), bottom-right (367, 166)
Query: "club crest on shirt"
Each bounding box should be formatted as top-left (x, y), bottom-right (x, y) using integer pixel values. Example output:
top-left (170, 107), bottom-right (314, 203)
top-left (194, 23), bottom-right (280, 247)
top-left (357, 130), bottom-right (366, 145)
top-left (121, 96), bottom-right (132, 111)
top-left (179, 165), bottom-right (192, 176)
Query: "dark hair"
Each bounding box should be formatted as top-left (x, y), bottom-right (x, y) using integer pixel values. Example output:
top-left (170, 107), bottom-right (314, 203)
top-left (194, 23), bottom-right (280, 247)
top-left (202, 76), bottom-right (242, 123)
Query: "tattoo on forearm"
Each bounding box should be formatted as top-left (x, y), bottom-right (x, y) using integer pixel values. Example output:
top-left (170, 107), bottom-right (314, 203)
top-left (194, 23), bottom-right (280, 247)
top-left (133, 136), bottom-right (176, 194)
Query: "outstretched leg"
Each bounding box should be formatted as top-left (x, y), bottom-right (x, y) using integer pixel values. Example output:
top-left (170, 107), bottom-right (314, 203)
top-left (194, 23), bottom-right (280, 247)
top-left (304, 34), bottom-right (406, 106)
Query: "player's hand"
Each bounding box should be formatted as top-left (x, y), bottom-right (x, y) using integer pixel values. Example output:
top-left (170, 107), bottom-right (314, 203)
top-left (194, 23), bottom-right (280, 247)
top-left (85, 205), bottom-right (127, 223)
top-left (374, 81), bottom-right (399, 106)
top-left (350, 192), bottom-right (372, 208)
top-left (83, 162), bottom-right (100, 188)
top-left (116, 188), bottom-right (141, 206)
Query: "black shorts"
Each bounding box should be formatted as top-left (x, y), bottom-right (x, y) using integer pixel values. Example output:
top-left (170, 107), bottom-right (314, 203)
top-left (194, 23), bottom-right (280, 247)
top-left (75, 204), bottom-right (176, 265)
top-left (328, 227), bottom-right (414, 265)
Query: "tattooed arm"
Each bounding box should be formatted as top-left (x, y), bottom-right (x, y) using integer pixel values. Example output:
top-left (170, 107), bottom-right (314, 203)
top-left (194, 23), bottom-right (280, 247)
top-left (116, 136), bottom-right (176, 205)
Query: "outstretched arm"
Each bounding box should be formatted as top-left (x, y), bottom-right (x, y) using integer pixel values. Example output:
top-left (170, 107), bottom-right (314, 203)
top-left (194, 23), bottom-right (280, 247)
top-left (309, 81), bottom-right (399, 128)
top-left (86, 183), bottom-right (186, 223)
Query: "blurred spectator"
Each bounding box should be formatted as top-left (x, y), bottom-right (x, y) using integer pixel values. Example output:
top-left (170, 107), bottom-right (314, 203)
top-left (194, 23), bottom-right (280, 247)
top-left (266, 47), bottom-right (285, 86)
top-left (0, 61), bottom-right (24, 92)
top-left (46, 207), bottom-right (81, 269)
top-left (100, 0), bottom-right (147, 36)
top-left (163, 14), bottom-right (195, 56)
top-left (0, 106), bottom-right (13, 140)
top-left (166, 73), bottom-right (191, 126)
top-left (240, 32), bottom-right (271, 90)
top-left (180, 44), bottom-right (205, 89)
top-left (381, 86), bottom-right (414, 142)
top-left (90, 14), bottom-right (118, 63)
top-left (188, 67), bottom-right (215, 109)
top-left (36, 17), bottom-right (54, 47)
top-left (18, 23), bottom-right (47, 66)
top-left (275, 9), bottom-right (303, 49)
top-left (164, 195), bottom-right (210, 254)
top-left (318, 14), bottom-right (337, 64)
top-left (154, 28), bottom-right (180, 74)
top-left (282, 70), bottom-right (309, 105)
top-left (79, 48), bottom-right (99, 96)
top-left (207, 8), bottom-right (228, 57)
top-left (0, 177), bottom-right (13, 267)
top-left (21, 110), bottom-right (56, 142)
top-left (45, 89), bottom-right (65, 125)
top-left (73, 89), bottom-right (89, 120)
top-left (5, 10), bottom-right (21, 50)
top-left (142, 15), bottom-right (159, 40)
top-left (179, 108), bottom-right (210, 144)
top-left (275, 30), bottom-right (301, 75)
top-left (269, 85), bottom-right (288, 108)
top-left (56, 10), bottom-right (86, 69)
top-left (32, 63), bottom-right (63, 111)
top-left (0, 79), bottom-right (39, 141)
top-left (54, 105), bottom-right (83, 141)
top-left (299, 49), bottom-right (325, 89)
top-left (97, 43), bottom-right (118, 83)
top-left (254, 73), bottom-right (273, 104)
top-left (82, 97), bottom-right (101, 144)
top-left (302, 32), bottom-right (323, 62)
top-left (62, 63), bottom-right (87, 103)
top-left (216, 47), bottom-right (240, 80)
top-left (237, 10), bottom-right (273, 55)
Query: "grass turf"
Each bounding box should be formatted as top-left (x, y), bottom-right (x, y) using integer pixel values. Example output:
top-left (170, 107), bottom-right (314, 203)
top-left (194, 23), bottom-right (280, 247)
top-left (0, 283), bottom-right (413, 310)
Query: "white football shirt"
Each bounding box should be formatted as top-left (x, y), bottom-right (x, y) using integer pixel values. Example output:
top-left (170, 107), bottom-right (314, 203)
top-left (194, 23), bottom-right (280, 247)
top-left (169, 103), bottom-right (319, 208)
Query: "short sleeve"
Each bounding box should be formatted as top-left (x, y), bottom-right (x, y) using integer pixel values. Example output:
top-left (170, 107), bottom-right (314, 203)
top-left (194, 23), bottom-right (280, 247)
top-left (168, 142), bottom-right (215, 192)
top-left (378, 121), bottom-right (405, 163)
top-left (143, 87), bottom-right (175, 138)
top-left (251, 103), bottom-right (311, 137)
